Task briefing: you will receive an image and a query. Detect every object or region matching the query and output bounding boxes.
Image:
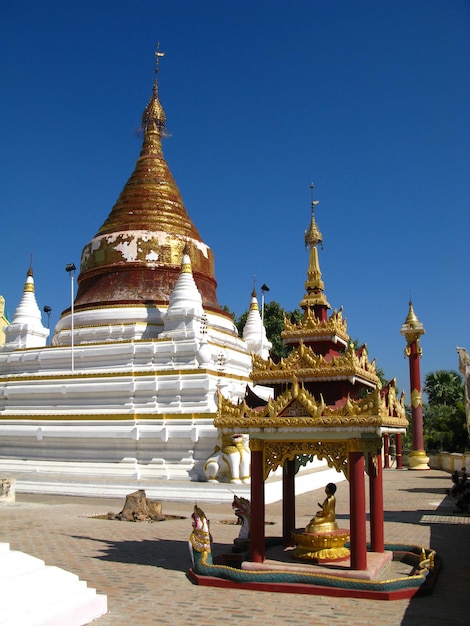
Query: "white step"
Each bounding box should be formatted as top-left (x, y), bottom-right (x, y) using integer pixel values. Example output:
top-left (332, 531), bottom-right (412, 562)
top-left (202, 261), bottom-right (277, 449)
top-left (0, 548), bottom-right (46, 580)
top-left (0, 543), bottom-right (107, 625)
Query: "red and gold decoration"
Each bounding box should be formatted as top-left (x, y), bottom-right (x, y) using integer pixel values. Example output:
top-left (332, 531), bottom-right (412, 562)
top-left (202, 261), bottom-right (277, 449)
top-left (400, 301), bottom-right (430, 470)
top-left (216, 189), bottom-right (408, 572)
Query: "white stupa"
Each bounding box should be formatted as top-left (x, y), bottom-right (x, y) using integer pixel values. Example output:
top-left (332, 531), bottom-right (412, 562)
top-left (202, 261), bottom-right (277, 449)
top-left (2, 267), bottom-right (49, 350)
top-left (0, 54), bottom-right (269, 496)
top-left (243, 288), bottom-right (272, 360)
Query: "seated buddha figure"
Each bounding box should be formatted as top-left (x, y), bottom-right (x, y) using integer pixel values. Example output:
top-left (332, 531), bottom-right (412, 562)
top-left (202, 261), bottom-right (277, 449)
top-left (306, 482), bottom-right (338, 533)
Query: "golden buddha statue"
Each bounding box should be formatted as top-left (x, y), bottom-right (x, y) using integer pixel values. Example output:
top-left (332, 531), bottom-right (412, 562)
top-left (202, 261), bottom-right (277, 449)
top-left (306, 482), bottom-right (338, 533)
top-left (292, 482), bottom-right (349, 562)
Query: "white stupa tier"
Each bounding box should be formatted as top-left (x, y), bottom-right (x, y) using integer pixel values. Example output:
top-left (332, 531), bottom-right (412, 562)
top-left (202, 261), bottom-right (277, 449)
top-left (0, 254), bottom-right (254, 487)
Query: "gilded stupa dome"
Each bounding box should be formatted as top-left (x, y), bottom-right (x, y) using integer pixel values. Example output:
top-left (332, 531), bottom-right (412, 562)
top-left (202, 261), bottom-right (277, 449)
top-left (74, 51), bottom-right (220, 311)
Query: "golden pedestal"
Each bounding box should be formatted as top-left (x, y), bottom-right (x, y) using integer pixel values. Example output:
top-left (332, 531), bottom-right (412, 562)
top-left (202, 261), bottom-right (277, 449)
top-left (291, 528), bottom-right (350, 563)
top-left (408, 450), bottom-right (430, 470)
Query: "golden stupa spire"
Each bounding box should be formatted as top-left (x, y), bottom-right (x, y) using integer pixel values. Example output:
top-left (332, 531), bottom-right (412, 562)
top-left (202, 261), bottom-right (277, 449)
top-left (181, 242), bottom-right (192, 274)
top-left (141, 43), bottom-right (167, 143)
top-left (94, 47), bottom-right (201, 240)
top-left (24, 256), bottom-right (34, 293)
top-left (299, 184), bottom-right (330, 310)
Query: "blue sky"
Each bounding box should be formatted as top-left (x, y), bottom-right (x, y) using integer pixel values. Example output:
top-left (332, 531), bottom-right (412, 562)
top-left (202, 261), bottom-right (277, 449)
top-left (1, 0), bottom-right (469, 393)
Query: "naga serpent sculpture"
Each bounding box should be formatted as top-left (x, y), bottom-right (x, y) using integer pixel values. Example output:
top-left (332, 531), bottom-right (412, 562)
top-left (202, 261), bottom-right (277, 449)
top-left (188, 505), bottom-right (438, 595)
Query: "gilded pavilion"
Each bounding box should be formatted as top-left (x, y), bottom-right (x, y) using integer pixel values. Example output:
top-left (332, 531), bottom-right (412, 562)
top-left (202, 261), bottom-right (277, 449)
top-left (216, 194), bottom-right (408, 569)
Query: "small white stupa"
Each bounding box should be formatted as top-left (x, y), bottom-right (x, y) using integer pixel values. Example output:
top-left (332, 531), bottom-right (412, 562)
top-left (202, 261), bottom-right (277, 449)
top-left (243, 288), bottom-right (272, 360)
top-left (2, 266), bottom-right (49, 350)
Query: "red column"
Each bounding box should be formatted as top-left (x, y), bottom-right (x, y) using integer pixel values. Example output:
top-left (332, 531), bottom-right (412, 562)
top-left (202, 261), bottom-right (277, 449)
top-left (282, 458), bottom-right (296, 546)
top-left (250, 442), bottom-right (265, 563)
top-left (408, 340), bottom-right (425, 452)
top-left (349, 449), bottom-right (367, 570)
top-left (383, 435), bottom-right (390, 468)
top-left (395, 433), bottom-right (403, 469)
top-left (368, 451), bottom-right (384, 553)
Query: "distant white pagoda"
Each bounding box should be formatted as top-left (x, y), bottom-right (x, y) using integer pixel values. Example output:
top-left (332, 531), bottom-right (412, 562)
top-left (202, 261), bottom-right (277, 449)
top-left (1, 267), bottom-right (49, 350)
top-left (243, 288), bottom-right (272, 360)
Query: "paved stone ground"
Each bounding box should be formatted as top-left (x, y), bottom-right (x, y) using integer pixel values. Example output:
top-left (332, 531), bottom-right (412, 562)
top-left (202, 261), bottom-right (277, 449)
top-left (1, 469), bottom-right (469, 626)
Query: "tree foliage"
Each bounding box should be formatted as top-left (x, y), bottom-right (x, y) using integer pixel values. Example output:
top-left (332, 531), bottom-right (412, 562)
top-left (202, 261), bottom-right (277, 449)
top-left (424, 370), bottom-right (463, 406)
top-left (422, 370), bottom-right (468, 452)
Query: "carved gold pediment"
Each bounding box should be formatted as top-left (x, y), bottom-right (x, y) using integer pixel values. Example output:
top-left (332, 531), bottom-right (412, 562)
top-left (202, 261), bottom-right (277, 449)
top-left (278, 398), bottom-right (309, 418)
top-left (215, 378), bottom-right (407, 431)
top-left (251, 340), bottom-right (381, 387)
top-left (282, 307), bottom-right (350, 344)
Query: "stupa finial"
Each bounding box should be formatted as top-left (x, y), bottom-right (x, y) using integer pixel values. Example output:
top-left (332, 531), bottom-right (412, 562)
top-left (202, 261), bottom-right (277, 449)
top-left (300, 184), bottom-right (330, 311)
top-left (142, 45), bottom-right (166, 139)
top-left (305, 183), bottom-right (323, 249)
top-left (155, 42), bottom-right (165, 75)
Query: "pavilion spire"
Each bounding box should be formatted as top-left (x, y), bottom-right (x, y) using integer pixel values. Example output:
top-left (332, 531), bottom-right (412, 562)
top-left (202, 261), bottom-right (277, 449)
top-left (299, 184), bottom-right (330, 312)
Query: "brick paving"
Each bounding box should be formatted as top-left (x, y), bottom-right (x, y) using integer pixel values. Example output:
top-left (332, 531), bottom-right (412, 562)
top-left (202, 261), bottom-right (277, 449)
top-left (0, 469), bottom-right (469, 626)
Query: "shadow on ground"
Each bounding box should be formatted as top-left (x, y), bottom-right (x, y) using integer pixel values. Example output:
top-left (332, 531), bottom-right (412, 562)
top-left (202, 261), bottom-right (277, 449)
top-left (68, 534), bottom-right (232, 573)
top-left (401, 494), bottom-right (470, 625)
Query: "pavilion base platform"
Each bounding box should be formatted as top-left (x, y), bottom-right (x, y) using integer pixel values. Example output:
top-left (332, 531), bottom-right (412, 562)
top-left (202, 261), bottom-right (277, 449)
top-left (257, 544), bottom-right (391, 578)
top-left (188, 542), bottom-right (441, 601)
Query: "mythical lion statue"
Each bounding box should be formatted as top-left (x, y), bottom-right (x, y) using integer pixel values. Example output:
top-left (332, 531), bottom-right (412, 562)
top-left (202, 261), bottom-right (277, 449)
top-left (203, 433), bottom-right (250, 483)
top-left (232, 494), bottom-right (251, 552)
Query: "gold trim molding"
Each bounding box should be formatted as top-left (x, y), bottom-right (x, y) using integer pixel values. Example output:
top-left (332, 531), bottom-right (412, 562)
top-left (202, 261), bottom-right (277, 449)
top-left (216, 377), bottom-right (407, 430)
top-left (264, 440), bottom-right (348, 480)
top-left (251, 340), bottom-right (380, 386)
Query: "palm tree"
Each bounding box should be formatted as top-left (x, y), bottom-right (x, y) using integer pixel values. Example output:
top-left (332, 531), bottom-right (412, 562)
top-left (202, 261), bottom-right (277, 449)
top-left (424, 370), bottom-right (463, 406)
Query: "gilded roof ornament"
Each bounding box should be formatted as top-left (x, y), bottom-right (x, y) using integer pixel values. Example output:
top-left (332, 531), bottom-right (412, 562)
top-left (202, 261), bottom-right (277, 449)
top-left (300, 185), bottom-right (330, 310)
top-left (282, 306), bottom-right (349, 344)
top-left (400, 300), bottom-right (425, 345)
top-left (251, 338), bottom-right (380, 387)
top-left (304, 184), bottom-right (323, 248)
top-left (215, 378), bottom-right (407, 431)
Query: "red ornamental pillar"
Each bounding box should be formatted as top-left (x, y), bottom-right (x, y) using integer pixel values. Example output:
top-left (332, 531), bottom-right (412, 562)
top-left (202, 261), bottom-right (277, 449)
top-left (349, 446), bottom-right (368, 570)
top-left (282, 458), bottom-right (296, 546)
top-left (368, 447), bottom-right (384, 553)
top-left (395, 433), bottom-right (403, 469)
top-left (383, 435), bottom-right (390, 469)
top-left (400, 301), bottom-right (430, 470)
top-left (250, 439), bottom-right (266, 563)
